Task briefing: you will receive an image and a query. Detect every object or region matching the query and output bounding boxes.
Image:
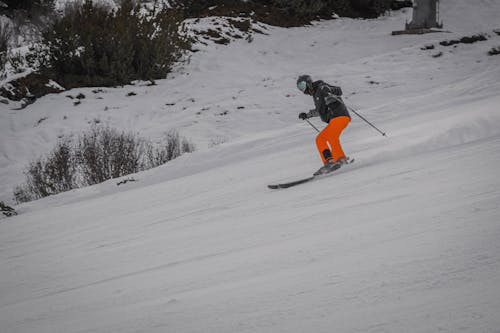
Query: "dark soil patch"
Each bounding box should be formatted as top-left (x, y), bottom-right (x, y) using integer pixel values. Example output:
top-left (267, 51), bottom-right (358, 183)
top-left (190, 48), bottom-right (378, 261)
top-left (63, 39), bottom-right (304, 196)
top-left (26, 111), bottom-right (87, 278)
top-left (440, 34), bottom-right (488, 47)
top-left (213, 37), bottom-right (231, 45)
top-left (421, 44), bottom-right (435, 50)
top-left (488, 46), bottom-right (500, 56)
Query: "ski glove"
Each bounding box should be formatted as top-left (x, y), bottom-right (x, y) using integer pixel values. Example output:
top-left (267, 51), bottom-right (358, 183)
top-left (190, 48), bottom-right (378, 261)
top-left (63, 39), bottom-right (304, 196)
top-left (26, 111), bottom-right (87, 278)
top-left (298, 112), bottom-right (308, 120)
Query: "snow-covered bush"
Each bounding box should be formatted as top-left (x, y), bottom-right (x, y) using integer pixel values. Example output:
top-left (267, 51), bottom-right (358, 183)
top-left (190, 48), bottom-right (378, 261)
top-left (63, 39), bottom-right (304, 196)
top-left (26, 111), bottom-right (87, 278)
top-left (14, 126), bottom-right (195, 203)
top-left (1, 0), bottom-right (55, 45)
top-left (38, 0), bottom-right (190, 88)
top-left (0, 21), bottom-right (11, 73)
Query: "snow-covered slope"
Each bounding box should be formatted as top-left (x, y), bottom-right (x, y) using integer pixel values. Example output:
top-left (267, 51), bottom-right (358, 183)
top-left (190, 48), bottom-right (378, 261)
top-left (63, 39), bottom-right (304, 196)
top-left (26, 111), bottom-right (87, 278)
top-left (1, 0), bottom-right (500, 332)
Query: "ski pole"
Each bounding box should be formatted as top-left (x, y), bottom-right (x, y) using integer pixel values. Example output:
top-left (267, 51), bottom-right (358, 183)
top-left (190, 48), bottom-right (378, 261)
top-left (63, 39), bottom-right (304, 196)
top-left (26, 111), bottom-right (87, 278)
top-left (305, 118), bottom-right (320, 133)
top-left (347, 105), bottom-right (387, 137)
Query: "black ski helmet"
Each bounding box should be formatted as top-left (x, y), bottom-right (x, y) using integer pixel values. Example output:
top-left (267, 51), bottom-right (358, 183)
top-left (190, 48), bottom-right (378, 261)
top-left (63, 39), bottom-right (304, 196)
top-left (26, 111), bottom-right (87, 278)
top-left (297, 75), bottom-right (313, 94)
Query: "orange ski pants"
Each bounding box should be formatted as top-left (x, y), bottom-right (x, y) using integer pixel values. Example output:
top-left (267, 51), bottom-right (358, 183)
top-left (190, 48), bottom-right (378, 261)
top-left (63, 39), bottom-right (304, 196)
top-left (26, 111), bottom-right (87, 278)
top-left (315, 116), bottom-right (350, 163)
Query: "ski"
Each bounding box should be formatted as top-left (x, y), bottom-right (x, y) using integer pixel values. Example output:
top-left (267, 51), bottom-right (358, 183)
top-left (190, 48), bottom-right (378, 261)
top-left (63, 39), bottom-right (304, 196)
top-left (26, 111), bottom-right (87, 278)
top-left (267, 157), bottom-right (354, 190)
top-left (268, 176), bottom-right (315, 189)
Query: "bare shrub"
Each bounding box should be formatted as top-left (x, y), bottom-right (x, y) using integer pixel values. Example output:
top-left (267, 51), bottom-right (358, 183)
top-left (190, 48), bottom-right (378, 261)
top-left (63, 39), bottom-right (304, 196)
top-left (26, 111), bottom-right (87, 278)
top-left (146, 130), bottom-right (195, 168)
top-left (13, 184), bottom-right (32, 204)
top-left (145, 141), bottom-right (167, 168)
top-left (181, 137), bottom-right (196, 154)
top-left (76, 126), bottom-right (146, 185)
top-left (14, 126), bottom-right (195, 203)
top-left (14, 138), bottom-right (76, 203)
top-left (43, 138), bottom-right (75, 192)
top-left (164, 130), bottom-right (182, 161)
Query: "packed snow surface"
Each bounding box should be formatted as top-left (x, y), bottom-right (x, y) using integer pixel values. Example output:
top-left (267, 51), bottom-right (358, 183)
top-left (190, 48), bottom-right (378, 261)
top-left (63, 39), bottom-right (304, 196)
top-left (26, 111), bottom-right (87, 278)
top-left (1, 0), bottom-right (500, 332)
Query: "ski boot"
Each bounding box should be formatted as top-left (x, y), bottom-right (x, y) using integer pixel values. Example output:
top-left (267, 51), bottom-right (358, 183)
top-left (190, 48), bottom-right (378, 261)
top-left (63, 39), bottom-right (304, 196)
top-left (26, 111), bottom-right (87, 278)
top-left (314, 159), bottom-right (341, 176)
top-left (337, 157), bottom-right (349, 165)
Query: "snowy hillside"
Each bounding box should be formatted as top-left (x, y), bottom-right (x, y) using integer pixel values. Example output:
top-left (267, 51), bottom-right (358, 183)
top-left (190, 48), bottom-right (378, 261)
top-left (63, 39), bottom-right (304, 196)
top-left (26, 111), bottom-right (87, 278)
top-left (1, 0), bottom-right (500, 332)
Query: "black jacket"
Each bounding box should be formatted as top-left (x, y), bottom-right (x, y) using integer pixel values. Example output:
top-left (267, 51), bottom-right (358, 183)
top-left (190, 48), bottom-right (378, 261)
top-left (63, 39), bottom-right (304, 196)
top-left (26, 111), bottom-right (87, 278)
top-left (306, 81), bottom-right (350, 123)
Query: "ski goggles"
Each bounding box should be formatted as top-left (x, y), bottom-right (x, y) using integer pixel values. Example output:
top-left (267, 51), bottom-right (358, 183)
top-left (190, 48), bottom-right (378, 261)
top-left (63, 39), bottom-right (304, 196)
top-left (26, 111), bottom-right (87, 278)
top-left (297, 81), bottom-right (307, 92)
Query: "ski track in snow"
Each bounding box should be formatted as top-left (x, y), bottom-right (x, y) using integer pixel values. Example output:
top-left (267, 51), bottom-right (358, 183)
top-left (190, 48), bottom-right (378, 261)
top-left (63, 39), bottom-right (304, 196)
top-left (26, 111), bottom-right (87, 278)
top-left (1, 0), bottom-right (500, 332)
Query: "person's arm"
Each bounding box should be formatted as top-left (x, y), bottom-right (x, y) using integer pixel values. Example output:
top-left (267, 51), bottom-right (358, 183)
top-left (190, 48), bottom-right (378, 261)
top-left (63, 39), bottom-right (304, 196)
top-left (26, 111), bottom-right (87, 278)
top-left (323, 85), bottom-right (343, 105)
top-left (307, 108), bottom-right (319, 117)
top-left (299, 108), bottom-right (318, 120)
top-left (330, 85), bottom-right (343, 96)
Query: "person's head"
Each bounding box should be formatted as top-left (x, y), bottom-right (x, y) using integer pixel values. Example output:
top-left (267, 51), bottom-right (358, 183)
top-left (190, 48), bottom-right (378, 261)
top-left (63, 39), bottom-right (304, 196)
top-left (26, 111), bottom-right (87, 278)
top-left (297, 75), bottom-right (313, 95)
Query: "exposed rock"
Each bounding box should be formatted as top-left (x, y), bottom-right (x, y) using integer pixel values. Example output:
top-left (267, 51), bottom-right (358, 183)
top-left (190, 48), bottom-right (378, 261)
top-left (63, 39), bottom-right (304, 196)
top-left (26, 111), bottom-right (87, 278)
top-left (0, 73), bottom-right (64, 102)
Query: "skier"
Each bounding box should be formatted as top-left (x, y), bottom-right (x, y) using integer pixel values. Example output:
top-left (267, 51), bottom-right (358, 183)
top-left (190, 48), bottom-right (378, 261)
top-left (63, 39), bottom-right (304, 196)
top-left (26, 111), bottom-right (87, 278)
top-left (296, 75), bottom-right (351, 176)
